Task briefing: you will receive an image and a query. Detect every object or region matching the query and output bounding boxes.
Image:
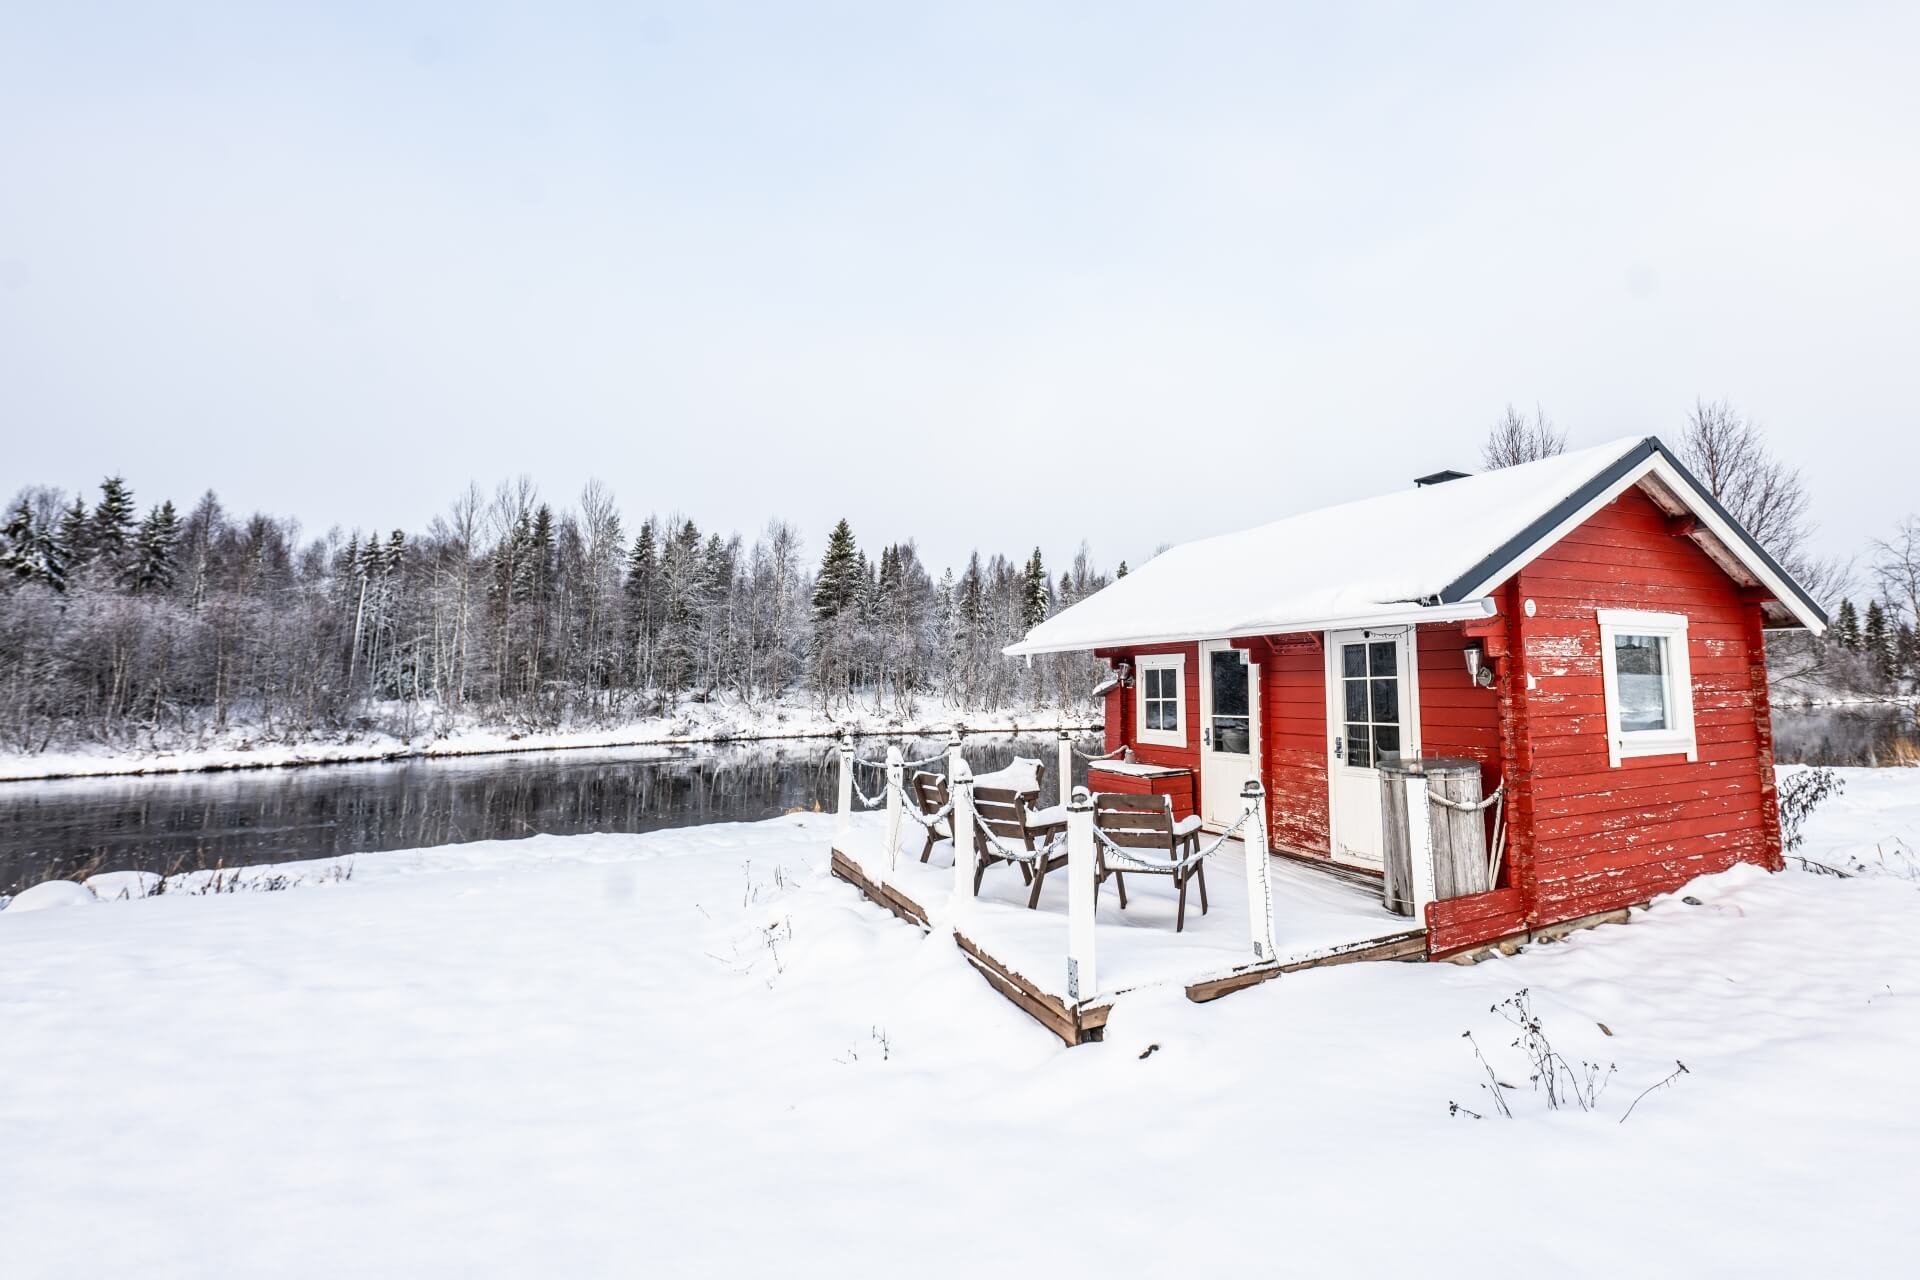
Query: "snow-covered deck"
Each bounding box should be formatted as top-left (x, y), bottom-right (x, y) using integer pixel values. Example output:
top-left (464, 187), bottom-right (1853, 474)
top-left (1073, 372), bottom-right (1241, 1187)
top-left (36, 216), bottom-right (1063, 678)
top-left (830, 812), bottom-right (1424, 1041)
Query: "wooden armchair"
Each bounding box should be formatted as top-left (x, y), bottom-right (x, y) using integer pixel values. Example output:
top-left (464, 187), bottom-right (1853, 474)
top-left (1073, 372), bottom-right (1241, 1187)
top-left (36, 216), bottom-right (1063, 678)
top-left (907, 771), bottom-right (952, 863)
top-left (970, 785), bottom-right (1066, 897)
top-left (1092, 792), bottom-right (1209, 931)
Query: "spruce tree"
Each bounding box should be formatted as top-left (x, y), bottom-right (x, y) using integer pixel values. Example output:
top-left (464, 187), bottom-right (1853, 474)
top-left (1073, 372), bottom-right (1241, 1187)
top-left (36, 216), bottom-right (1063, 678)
top-left (131, 500), bottom-right (181, 593)
top-left (1115, 560), bottom-right (1128, 579)
top-left (624, 521), bottom-right (659, 686)
top-left (56, 496), bottom-right (89, 574)
top-left (0, 499), bottom-right (34, 586)
top-left (1895, 624), bottom-right (1919, 685)
top-left (1863, 600), bottom-right (1892, 676)
top-left (810, 519), bottom-right (861, 622)
top-left (1832, 598), bottom-right (1862, 651)
top-left (1020, 547), bottom-right (1049, 630)
top-left (89, 476), bottom-right (137, 578)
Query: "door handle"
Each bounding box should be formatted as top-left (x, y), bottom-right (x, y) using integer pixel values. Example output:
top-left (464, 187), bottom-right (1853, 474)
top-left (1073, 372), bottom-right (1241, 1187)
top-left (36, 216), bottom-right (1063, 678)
top-left (1202, 727), bottom-right (1212, 748)
top-left (1334, 735), bottom-right (1344, 761)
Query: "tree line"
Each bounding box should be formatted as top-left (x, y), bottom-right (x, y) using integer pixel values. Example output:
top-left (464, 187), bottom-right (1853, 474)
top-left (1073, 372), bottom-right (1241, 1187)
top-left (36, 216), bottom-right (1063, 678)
top-left (0, 478), bottom-right (1110, 753)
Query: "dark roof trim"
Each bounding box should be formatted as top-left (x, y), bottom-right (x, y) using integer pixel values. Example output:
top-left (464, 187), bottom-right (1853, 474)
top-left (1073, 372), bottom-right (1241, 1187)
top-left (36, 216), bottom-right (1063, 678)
top-left (1436, 436), bottom-right (1829, 628)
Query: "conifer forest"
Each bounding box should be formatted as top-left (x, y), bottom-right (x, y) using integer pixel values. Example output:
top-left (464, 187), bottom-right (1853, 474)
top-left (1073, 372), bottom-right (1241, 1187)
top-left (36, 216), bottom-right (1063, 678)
top-left (0, 477), bottom-right (1112, 753)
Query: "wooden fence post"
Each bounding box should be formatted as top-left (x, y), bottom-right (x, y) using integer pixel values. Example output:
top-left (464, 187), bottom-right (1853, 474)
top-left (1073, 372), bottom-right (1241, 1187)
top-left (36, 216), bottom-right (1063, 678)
top-left (1242, 779), bottom-right (1277, 963)
top-left (950, 755), bottom-right (976, 909)
top-left (884, 744), bottom-right (904, 874)
top-left (1056, 729), bottom-right (1073, 807)
top-left (835, 731), bottom-right (854, 840)
top-left (1066, 786), bottom-right (1097, 1003)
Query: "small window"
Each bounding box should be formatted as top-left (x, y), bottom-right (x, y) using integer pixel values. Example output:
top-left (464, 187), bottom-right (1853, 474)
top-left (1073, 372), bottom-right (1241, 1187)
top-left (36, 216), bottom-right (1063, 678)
top-left (1135, 653), bottom-right (1186, 747)
top-left (1597, 610), bottom-right (1696, 766)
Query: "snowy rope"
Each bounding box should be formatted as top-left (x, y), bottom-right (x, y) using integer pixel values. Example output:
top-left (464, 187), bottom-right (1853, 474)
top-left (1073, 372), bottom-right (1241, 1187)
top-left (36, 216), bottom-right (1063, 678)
top-left (849, 774), bottom-right (888, 809)
top-left (971, 814), bottom-right (1066, 867)
top-left (894, 782), bottom-right (954, 832)
top-left (1072, 744), bottom-right (1132, 762)
top-left (1092, 807), bottom-right (1254, 876)
top-left (851, 751), bottom-right (949, 774)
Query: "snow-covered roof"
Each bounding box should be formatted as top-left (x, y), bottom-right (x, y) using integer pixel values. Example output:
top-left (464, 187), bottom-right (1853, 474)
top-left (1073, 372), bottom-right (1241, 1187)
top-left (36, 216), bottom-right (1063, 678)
top-left (1007, 435), bottom-right (1826, 655)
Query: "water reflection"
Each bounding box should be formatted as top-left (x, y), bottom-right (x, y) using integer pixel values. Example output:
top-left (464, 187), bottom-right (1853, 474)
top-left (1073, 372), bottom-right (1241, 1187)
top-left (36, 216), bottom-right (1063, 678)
top-left (0, 734), bottom-right (1101, 895)
top-left (1771, 704), bottom-right (1919, 767)
top-left (5, 709), bottom-right (1911, 897)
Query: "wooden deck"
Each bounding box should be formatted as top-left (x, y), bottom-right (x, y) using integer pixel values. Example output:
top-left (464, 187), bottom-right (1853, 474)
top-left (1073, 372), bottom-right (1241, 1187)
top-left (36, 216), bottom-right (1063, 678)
top-left (829, 819), bottom-right (1430, 1046)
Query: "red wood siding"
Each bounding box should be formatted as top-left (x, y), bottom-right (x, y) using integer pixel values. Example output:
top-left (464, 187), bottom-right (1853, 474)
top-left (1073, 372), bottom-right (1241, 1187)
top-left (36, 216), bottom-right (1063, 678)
top-left (1426, 887), bottom-right (1527, 957)
top-left (1414, 622), bottom-right (1506, 882)
top-left (1507, 485), bottom-right (1780, 929)
top-left (1260, 638), bottom-right (1331, 856)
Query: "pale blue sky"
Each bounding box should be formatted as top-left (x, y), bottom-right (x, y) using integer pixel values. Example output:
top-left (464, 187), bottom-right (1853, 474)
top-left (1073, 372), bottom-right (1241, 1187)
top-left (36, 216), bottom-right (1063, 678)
top-left (2, 3), bottom-right (1915, 576)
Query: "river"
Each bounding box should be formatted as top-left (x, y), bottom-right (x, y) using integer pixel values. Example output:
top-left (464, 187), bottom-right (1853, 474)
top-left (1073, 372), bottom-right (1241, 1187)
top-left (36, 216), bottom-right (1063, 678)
top-left (2, 707), bottom-right (1914, 897)
top-left (0, 733), bottom-right (1101, 896)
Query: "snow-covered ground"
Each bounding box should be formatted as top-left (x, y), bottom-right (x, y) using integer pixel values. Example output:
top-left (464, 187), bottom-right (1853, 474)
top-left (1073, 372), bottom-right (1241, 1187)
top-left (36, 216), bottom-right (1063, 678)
top-left (0, 695), bottom-right (1097, 782)
top-left (2, 770), bottom-right (1917, 1276)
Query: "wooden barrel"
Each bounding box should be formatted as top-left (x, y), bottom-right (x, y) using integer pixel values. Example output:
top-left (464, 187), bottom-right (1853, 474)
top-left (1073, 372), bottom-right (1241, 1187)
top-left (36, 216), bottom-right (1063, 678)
top-left (1379, 756), bottom-right (1492, 916)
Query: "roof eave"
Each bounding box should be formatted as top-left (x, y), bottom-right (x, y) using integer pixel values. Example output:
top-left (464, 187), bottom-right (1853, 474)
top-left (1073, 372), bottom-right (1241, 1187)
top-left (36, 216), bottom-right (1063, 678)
top-left (1436, 437), bottom-right (1828, 634)
top-left (1003, 598), bottom-right (1497, 657)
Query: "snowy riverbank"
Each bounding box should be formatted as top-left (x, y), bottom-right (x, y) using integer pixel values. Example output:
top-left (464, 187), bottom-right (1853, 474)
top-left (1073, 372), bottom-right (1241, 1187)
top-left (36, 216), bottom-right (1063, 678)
top-left (2, 768), bottom-right (1916, 1276)
top-left (0, 696), bottom-right (1100, 783)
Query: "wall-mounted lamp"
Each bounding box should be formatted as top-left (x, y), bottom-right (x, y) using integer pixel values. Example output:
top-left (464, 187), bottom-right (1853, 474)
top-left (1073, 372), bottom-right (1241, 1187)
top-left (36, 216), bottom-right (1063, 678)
top-left (1464, 642), bottom-right (1495, 689)
top-left (1091, 660), bottom-right (1132, 697)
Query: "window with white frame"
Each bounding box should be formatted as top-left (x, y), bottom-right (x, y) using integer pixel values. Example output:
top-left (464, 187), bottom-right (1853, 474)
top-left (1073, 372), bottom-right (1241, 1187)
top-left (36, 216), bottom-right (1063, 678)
top-left (1135, 653), bottom-right (1186, 747)
top-left (1597, 609), bottom-right (1697, 766)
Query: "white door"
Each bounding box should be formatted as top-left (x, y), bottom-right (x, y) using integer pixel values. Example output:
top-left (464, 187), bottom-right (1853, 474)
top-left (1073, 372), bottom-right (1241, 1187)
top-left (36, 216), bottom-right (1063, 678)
top-left (1199, 641), bottom-right (1259, 828)
top-left (1327, 628), bottom-right (1415, 869)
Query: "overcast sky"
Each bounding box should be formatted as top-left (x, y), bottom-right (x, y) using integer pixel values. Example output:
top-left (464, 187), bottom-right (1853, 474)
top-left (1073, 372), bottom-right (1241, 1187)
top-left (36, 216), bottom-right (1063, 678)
top-left (3, 3), bottom-right (1915, 578)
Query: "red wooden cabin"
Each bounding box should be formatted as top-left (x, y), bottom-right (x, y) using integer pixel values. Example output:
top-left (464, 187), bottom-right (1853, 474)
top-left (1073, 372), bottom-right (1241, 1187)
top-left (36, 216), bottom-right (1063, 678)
top-left (1007, 436), bottom-right (1826, 957)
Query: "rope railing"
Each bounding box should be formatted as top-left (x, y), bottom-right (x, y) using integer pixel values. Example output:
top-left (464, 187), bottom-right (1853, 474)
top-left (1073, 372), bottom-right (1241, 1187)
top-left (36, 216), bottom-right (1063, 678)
top-left (1091, 806), bottom-right (1255, 877)
top-left (971, 813), bottom-right (1066, 867)
top-left (898, 793), bottom-right (954, 831)
top-left (850, 774), bottom-right (888, 809)
top-left (1425, 781), bottom-right (1505, 813)
top-left (851, 750), bottom-right (950, 774)
top-left (1072, 743), bottom-right (1132, 762)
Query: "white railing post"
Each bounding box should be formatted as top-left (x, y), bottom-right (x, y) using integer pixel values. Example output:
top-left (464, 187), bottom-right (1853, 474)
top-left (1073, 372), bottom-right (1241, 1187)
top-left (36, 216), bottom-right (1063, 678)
top-left (1066, 786), bottom-right (1097, 1003)
top-left (950, 755), bottom-right (977, 908)
top-left (1242, 779), bottom-right (1277, 963)
top-left (835, 731), bottom-right (854, 840)
top-left (1404, 772), bottom-right (1438, 920)
top-left (884, 744), bottom-right (904, 874)
top-left (1056, 729), bottom-right (1073, 807)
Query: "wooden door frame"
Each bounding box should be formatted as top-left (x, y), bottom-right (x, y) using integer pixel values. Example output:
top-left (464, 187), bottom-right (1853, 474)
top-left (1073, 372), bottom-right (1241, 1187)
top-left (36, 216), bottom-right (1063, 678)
top-left (1198, 638), bottom-right (1261, 832)
top-left (1322, 625), bottom-right (1423, 867)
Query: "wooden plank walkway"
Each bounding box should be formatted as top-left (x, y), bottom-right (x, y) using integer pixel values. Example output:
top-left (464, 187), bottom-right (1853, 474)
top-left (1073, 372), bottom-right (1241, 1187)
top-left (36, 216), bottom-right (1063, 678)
top-left (831, 843), bottom-right (1432, 1046)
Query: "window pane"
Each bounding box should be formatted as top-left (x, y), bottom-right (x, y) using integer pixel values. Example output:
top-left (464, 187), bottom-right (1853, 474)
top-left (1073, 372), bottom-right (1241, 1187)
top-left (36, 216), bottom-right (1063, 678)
top-left (1374, 725), bottom-right (1400, 761)
top-left (1211, 651), bottom-right (1248, 717)
top-left (1151, 701), bottom-right (1170, 732)
top-left (1345, 723), bottom-right (1370, 769)
top-left (1370, 641), bottom-right (1396, 676)
top-left (1344, 680), bottom-right (1367, 721)
top-left (1342, 644), bottom-right (1367, 678)
top-left (1615, 635), bottom-right (1670, 732)
top-left (1213, 717), bottom-right (1250, 755)
top-left (1370, 678), bottom-right (1398, 724)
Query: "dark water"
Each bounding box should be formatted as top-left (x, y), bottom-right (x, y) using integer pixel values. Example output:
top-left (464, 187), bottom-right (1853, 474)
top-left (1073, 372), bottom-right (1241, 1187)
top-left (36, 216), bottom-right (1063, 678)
top-left (3, 709), bottom-right (1904, 897)
top-left (0, 734), bottom-right (1101, 896)
top-left (1771, 704), bottom-right (1920, 767)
